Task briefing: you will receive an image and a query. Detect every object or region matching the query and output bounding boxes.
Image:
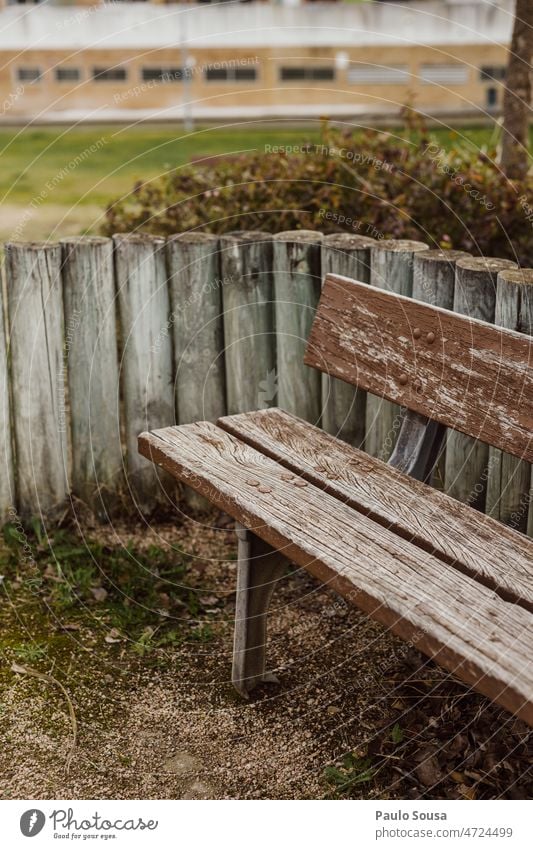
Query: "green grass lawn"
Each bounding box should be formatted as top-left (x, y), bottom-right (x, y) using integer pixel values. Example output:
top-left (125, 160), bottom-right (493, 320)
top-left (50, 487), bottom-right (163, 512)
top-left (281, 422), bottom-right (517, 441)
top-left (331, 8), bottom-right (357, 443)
top-left (0, 121), bottom-right (520, 242)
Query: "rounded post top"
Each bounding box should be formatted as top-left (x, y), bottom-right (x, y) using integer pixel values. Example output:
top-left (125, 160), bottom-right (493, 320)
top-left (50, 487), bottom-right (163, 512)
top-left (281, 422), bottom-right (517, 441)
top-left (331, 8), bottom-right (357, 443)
top-left (221, 231), bottom-right (273, 244)
top-left (373, 239), bottom-right (428, 253)
top-left (456, 256), bottom-right (517, 275)
top-left (497, 268), bottom-right (533, 287)
top-left (415, 248), bottom-right (471, 264)
top-left (273, 229), bottom-right (323, 243)
top-left (322, 233), bottom-right (376, 250)
top-left (167, 231), bottom-right (218, 244)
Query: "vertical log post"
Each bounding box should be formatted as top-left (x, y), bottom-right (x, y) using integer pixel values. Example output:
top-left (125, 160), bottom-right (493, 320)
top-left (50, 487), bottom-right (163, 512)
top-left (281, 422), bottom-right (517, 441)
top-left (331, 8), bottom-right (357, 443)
top-left (114, 233), bottom-right (174, 513)
top-left (365, 239), bottom-right (428, 460)
top-left (485, 268), bottom-right (533, 532)
top-left (5, 242), bottom-right (68, 519)
top-left (61, 236), bottom-right (122, 516)
top-left (320, 233), bottom-right (375, 446)
top-left (220, 232), bottom-right (275, 414)
top-left (0, 277), bottom-right (14, 523)
top-left (412, 249), bottom-right (471, 487)
top-left (167, 232), bottom-right (226, 510)
top-left (445, 256), bottom-right (517, 509)
top-left (273, 230), bottom-right (323, 423)
top-left (167, 233), bottom-right (226, 425)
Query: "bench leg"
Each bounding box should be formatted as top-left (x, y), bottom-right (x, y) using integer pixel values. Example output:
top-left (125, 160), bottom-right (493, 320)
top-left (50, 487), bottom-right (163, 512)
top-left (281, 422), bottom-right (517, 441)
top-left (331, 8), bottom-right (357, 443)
top-left (232, 522), bottom-right (288, 697)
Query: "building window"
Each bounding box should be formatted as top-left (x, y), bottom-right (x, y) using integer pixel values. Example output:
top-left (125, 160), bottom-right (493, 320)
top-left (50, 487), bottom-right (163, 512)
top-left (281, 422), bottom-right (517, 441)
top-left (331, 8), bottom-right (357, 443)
top-left (205, 66), bottom-right (257, 82)
top-left (480, 66), bottom-right (506, 82)
top-left (280, 67), bottom-right (335, 82)
top-left (142, 67), bottom-right (188, 82)
top-left (347, 65), bottom-right (410, 85)
top-left (419, 64), bottom-right (468, 85)
top-left (16, 67), bottom-right (42, 82)
top-left (486, 87), bottom-right (498, 109)
top-left (55, 67), bottom-right (81, 82)
top-left (92, 67), bottom-right (128, 82)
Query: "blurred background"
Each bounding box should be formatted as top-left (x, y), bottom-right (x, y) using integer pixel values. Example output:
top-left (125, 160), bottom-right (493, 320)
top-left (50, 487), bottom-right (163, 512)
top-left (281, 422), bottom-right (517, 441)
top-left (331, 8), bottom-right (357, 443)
top-left (0, 0), bottom-right (526, 245)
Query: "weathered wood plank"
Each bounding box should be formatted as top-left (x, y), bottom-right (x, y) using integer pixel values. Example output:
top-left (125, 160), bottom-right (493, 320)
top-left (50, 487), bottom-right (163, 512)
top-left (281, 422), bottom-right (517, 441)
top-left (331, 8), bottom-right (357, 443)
top-left (61, 236), bottom-right (122, 515)
top-left (114, 233), bottom-right (174, 512)
top-left (219, 407), bottom-right (533, 611)
top-left (320, 234), bottom-right (375, 446)
top-left (445, 257), bottom-right (517, 509)
top-left (5, 242), bottom-right (68, 519)
top-left (220, 232), bottom-right (274, 414)
top-left (305, 274), bottom-right (533, 463)
top-left (0, 275), bottom-right (14, 523)
top-left (486, 268), bottom-right (533, 532)
top-left (273, 230), bottom-right (322, 423)
top-left (167, 232), bottom-right (226, 425)
top-left (365, 239), bottom-right (428, 460)
top-left (139, 421), bottom-right (533, 725)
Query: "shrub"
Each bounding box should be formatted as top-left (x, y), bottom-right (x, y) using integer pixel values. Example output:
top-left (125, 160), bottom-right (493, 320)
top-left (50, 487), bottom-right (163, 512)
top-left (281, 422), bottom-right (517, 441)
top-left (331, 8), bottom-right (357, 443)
top-left (102, 117), bottom-right (533, 265)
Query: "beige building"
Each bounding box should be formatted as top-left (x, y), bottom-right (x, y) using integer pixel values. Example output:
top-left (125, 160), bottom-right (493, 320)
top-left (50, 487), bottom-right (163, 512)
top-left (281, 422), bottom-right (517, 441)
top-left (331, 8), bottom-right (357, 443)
top-left (0, 0), bottom-right (512, 123)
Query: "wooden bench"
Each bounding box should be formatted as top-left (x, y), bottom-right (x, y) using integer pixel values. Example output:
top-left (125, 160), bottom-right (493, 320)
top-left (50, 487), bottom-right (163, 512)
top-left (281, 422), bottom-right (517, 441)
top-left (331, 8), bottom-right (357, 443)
top-left (139, 273), bottom-right (533, 726)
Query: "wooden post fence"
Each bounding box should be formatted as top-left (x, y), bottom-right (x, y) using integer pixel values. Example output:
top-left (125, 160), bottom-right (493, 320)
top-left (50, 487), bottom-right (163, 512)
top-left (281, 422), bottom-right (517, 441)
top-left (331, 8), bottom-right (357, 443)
top-left (320, 233), bottom-right (375, 447)
top-left (0, 277), bottom-right (14, 524)
top-left (486, 267), bottom-right (533, 534)
top-left (365, 239), bottom-right (428, 461)
top-left (445, 256), bottom-right (517, 510)
top-left (114, 233), bottom-right (175, 513)
top-left (5, 242), bottom-right (68, 519)
top-left (273, 230), bottom-right (323, 423)
top-left (61, 236), bottom-right (122, 516)
top-left (220, 232), bottom-right (275, 415)
top-left (0, 231), bottom-right (532, 535)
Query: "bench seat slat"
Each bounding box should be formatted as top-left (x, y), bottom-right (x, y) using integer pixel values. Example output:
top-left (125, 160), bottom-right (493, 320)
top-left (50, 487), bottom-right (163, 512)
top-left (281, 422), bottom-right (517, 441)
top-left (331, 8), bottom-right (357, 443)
top-left (139, 422), bottom-right (533, 726)
top-left (219, 408), bottom-right (533, 613)
top-left (305, 274), bottom-right (533, 462)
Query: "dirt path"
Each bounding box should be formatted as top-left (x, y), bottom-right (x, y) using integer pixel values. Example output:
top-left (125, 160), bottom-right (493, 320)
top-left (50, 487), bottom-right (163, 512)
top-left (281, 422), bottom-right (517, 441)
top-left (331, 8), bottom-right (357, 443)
top-left (1, 518), bottom-right (531, 800)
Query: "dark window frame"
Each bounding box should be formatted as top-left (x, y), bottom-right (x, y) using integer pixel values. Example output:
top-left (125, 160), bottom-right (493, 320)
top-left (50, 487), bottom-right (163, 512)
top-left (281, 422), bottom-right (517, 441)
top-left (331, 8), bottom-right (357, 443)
top-left (55, 67), bottom-right (81, 82)
top-left (16, 67), bottom-right (42, 82)
top-left (92, 67), bottom-right (128, 82)
top-left (141, 67), bottom-right (188, 83)
top-left (280, 66), bottom-right (335, 82)
top-left (205, 66), bottom-right (257, 82)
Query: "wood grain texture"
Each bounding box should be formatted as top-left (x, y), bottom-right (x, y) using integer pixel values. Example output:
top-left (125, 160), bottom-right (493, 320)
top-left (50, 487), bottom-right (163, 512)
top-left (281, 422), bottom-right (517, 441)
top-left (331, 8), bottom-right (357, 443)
top-left (486, 269), bottom-right (533, 533)
top-left (445, 257), bottom-right (517, 509)
top-left (114, 233), bottom-right (175, 512)
top-left (220, 232), bottom-right (274, 415)
top-left (365, 239), bottom-right (428, 461)
top-left (0, 280), bottom-right (14, 522)
top-left (61, 237), bottom-right (122, 514)
top-left (167, 233), bottom-right (226, 425)
top-left (273, 230), bottom-right (322, 423)
top-left (320, 234), bottom-right (375, 447)
top-left (6, 242), bottom-right (68, 518)
top-left (219, 407), bottom-right (533, 611)
top-left (305, 274), bottom-right (533, 463)
top-left (412, 249), bottom-right (472, 487)
top-left (139, 421), bottom-right (533, 725)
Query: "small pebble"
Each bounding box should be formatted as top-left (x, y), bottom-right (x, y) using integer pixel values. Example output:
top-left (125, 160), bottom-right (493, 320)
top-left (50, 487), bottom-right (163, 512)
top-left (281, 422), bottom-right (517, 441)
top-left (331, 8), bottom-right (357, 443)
top-left (246, 479), bottom-right (260, 486)
top-left (258, 485), bottom-right (272, 494)
top-left (293, 480), bottom-right (308, 488)
top-left (280, 473), bottom-right (294, 481)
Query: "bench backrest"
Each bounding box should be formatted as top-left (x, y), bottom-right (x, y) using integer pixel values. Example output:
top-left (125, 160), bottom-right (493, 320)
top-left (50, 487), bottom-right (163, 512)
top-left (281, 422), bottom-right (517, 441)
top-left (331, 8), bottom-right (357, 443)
top-left (305, 274), bottom-right (533, 463)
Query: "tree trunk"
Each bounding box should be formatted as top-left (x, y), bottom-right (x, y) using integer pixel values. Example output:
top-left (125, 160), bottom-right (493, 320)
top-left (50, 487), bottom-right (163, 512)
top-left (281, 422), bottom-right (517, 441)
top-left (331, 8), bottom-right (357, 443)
top-left (500, 0), bottom-right (533, 179)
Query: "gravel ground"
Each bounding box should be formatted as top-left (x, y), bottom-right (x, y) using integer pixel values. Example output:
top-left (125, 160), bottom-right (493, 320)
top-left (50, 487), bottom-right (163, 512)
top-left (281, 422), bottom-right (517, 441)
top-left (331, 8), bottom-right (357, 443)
top-left (1, 515), bottom-right (531, 800)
